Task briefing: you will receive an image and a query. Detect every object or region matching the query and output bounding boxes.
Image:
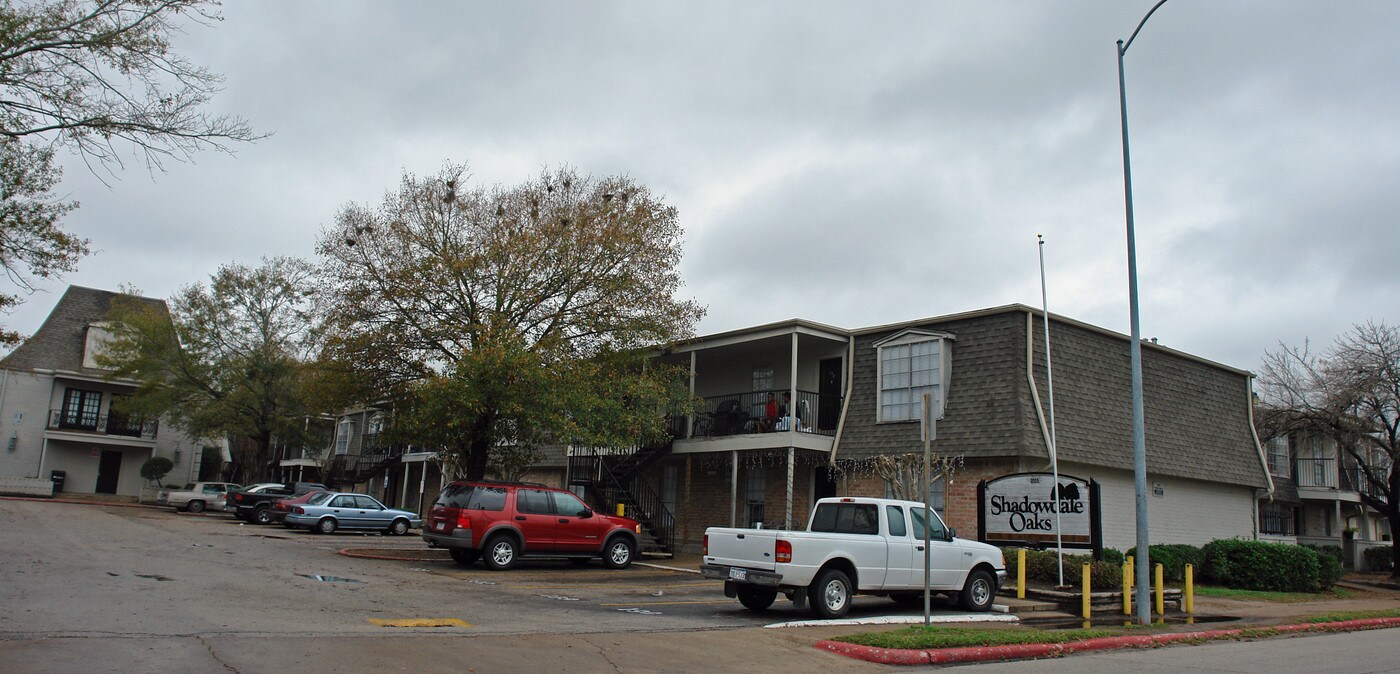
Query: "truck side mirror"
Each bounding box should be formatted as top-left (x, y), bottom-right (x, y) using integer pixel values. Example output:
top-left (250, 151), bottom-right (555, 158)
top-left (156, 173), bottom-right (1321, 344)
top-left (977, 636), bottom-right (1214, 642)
top-left (945, 527), bottom-right (956, 542)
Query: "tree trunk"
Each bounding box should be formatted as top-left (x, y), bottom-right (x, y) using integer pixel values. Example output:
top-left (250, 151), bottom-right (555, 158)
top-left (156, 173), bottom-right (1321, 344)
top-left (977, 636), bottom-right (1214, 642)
top-left (464, 414), bottom-right (494, 481)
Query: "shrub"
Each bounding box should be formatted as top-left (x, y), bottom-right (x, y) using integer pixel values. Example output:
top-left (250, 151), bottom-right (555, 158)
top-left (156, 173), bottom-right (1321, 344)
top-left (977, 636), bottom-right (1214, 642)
top-left (1098, 548), bottom-right (1125, 565)
top-left (1363, 545), bottom-right (1394, 572)
top-left (1201, 539), bottom-right (1321, 592)
top-left (1126, 544), bottom-right (1204, 583)
top-left (140, 457), bottom-right (174, 486)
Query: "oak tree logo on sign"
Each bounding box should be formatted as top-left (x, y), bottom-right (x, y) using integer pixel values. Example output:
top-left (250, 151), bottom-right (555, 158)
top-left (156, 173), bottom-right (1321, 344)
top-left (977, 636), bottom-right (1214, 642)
top-left (977, 473), bottom-right (1101, 552)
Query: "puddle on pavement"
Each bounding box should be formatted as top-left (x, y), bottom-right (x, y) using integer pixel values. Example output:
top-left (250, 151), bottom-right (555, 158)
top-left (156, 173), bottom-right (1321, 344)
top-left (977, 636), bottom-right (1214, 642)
top-left (1020, 615), bottom-right (1240, 630)
top-left (299, 574), bottom-right (364, 583)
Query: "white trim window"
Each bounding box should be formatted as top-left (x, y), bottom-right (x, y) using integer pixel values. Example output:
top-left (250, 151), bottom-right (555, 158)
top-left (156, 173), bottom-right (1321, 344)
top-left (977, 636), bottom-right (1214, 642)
top-left (1266, 436), bottom-right (1290, 478)
top-left (875, 330), bottom-right (952, 423)
top-left (335, 418), bottom-right (354, 455)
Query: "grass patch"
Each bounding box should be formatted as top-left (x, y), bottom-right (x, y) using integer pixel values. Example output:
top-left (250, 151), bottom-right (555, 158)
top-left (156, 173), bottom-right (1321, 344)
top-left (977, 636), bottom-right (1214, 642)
top-left (1305, 608), bottom-right (1400, 624)
top-left (1193, 586), bottom-right (1351, 602)
top-left (831, 626), bottom-right (1124, 650)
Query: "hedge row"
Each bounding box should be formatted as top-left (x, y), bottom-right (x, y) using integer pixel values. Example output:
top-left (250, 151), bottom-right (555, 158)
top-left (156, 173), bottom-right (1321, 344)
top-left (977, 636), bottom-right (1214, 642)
top-left (1002, 539), bottom-right (1346, 593)
top-left (1363, 545), bottom-right (1394, 572)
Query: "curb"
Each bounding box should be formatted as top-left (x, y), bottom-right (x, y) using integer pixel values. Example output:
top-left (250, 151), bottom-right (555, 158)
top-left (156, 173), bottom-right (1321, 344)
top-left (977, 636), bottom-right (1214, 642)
top-left (815, 616), bottom-right (1400, 666)
top-left (338, 548), bottom-right (451, 562)
top-left (0, 494), bottom-right (156, 509)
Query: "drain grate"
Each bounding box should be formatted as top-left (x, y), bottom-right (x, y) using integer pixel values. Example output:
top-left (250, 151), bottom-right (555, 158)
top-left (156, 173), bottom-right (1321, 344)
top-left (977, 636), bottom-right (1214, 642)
top-left (299, 574), bottom-right (364, 583)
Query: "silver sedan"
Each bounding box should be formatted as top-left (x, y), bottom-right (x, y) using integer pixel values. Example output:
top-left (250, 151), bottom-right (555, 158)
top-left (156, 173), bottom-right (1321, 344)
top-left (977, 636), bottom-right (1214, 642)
top-left (284, 492), bottom-right (423, 535)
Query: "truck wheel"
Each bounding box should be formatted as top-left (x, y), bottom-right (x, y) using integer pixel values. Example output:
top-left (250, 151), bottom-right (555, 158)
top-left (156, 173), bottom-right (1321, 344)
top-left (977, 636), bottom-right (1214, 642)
top-left (253, 506), bottom-right (272, 525)
top-left (602, 537), bottom-right (634, 569)
top-left (737, 586), bottom-right (778, 611)
top-left (449, 548), bottom-right (479, 565)
top-left (959, 569), bottom-right (996, 612)
top-left (808, 569), bottom-right (852, 619)
top-left (483, 535), bottom-right (518, 570)
top-left (186, 500), bottom-right (205, 514)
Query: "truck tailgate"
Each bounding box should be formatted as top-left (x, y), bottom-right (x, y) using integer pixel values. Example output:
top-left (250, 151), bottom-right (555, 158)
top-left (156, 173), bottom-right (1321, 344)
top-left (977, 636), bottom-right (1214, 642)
top-left (705, 528), bottom-right (779, 572)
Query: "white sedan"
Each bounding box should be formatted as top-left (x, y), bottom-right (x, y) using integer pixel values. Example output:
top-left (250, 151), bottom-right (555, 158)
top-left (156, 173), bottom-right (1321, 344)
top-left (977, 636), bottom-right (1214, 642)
top-left (156, 482), bottom-right (241, 513)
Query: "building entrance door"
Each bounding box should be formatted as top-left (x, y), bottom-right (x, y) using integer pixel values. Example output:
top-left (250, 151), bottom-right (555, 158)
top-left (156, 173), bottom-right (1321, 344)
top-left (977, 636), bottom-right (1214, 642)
top-left (95, 449), bottom-right (122, 494)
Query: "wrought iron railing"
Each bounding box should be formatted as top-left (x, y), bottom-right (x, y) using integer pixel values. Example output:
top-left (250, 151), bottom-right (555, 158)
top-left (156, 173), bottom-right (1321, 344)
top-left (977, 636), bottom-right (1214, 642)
top-left (568, 452), bottom-right (676, 554)
top-left (1293, 458), bottom-right (1338, 489)
top-left (1341, 463), bottom-right (1386, 497)
top-left (48, 409), bottom-right (158, 439)
top-left (690, 389), bottom-right (838, 438)
top-left (1259, 509), bottom-right (1295, 536)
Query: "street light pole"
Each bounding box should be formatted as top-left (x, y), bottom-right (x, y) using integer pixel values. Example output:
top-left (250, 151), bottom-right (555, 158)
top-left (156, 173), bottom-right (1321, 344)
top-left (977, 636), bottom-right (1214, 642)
top-left (1118, 0), bottom-right (1168, 626)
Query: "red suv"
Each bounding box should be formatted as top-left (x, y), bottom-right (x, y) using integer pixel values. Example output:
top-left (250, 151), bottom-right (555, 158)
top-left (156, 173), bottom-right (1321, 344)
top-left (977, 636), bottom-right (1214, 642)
top-left (423, 480), bottom-right (641, 570)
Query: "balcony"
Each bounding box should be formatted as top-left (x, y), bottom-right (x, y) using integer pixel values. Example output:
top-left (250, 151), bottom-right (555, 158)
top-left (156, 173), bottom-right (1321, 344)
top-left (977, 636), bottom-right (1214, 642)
top-left (47, 409), bottom-right (158, 440)
top-left (1295, 457), bottom-right (1384, 502)
top-left (689, 389), bottom-right (837, 439)
top-left (1294, 457), bottom-right (1338, 489)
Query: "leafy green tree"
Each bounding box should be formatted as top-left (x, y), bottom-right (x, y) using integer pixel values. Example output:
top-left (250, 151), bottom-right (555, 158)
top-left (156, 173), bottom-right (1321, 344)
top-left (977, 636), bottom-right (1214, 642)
top-left (1258, 321), bottom-right (1400, 578)
top-left (140, 456), bottom-right (173, 487)
top-left (0, 0), bottom-right (260, 337)
top-left (100, 257), bottom-right (317, 483)
top-left (317, 163), bottom-right (703, 480)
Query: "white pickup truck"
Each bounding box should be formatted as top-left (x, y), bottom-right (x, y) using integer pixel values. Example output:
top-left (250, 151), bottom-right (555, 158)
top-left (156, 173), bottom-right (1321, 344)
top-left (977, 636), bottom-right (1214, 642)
top-left (701, 496), bottom-right (1006, 619)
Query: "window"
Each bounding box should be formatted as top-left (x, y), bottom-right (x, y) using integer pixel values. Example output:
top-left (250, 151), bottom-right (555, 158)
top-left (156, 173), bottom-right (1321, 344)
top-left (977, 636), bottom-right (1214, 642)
top-left (354, 495), bottom-right (382, 509)
top-left (59, 388), bottom-right (102, 430)
top-left (810, 503), bottom-right (879, 535)
top-left (752, 367), bottom-right (774, 393)
top-left (745, 468), bottom-right (765, 527)
top-left (331, 495), bottom-right (357, 508)
top-left (875, 332), bottom-right (949, 423)
top-left (551, 491), bottom-right (589, 517)
top-left (335, 418), bottom-right (353, 455)
top-left (1266, 436), bottom-right (1290, 477)
top-left (517, 489), bottom-right (553, 515)
top-left (886, 505), bottom-right (907, 537)
top-left (910, 506), bottom-right (947, 540)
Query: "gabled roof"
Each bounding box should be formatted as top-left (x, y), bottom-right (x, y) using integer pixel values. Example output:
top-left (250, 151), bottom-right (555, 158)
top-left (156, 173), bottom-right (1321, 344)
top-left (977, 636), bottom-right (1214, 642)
top-left (0, 286), bottom-right (168, 376)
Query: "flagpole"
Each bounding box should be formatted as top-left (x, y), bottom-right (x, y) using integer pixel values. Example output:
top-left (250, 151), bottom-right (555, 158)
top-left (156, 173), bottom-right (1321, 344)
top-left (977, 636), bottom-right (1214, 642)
top-left (1038, 234), bottom-right (1065, 586)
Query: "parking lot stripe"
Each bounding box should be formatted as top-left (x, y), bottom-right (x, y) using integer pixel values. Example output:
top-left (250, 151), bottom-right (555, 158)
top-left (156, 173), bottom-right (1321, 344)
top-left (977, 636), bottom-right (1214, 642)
top-left (368, 618), bottom-right (472, 628)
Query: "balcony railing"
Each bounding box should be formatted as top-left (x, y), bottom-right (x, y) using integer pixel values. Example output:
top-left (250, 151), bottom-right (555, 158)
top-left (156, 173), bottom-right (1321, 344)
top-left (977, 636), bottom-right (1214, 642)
top-left (1258, 510), bottom-right (1295, 536)
top-left (1294, 458), bottom-right (1338, 489)
top-left (48, 409), bottom-right (158, 439)
top-left (1341, 463), bottom-right (1387, 497)
top-left (690, 389), bottom-right (838, 439)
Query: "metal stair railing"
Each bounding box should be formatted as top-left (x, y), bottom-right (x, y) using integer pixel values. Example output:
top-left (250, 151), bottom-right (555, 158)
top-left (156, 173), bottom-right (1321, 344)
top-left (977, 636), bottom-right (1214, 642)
top-left (570, 452), bottom-right (675, 555)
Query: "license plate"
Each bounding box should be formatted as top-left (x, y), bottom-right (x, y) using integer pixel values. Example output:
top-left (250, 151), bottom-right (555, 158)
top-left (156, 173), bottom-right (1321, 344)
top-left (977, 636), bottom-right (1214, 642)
top-left (728, 567), bottom-right (747, 581)
top-left (433, 521), bottom-right (445, 531)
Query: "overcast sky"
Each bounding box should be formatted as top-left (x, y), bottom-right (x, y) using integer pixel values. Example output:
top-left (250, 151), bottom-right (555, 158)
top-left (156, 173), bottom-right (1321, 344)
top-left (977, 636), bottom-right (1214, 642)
top-left (8, 1), bottom-right (1399, 371)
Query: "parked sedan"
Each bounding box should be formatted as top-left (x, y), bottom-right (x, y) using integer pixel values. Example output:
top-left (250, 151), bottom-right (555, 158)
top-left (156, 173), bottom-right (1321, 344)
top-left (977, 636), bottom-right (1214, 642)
top-left (156, 482), bottom-right (241, 513)
top-left (284, 492), bottom-right (422, 535)
top-left (268, 490), bottom-right (328, 526)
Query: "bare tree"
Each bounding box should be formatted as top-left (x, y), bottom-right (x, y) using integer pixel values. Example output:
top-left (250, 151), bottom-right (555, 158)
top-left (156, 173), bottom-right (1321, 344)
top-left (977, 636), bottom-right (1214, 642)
top-left (1257, 322), bottom-right (1400, 577)
top-left (874, 452), bottom-right (963, 502)
top-left (0, 0), bottom-right (261, 334)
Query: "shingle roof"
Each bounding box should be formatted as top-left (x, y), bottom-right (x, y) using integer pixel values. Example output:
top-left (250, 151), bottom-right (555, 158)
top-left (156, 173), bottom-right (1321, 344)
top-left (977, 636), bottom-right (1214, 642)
top-left (835, 306), bottom-right (1269, 489)
top-left (0, 285), bottom-right (168, 376)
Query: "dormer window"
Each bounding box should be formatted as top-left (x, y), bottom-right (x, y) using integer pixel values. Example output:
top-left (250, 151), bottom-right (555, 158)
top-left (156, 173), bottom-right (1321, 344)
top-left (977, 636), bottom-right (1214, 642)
top-left (874, 330), bottom-right (953, 423)
top-left (82, 322), bottom-right (118, 370)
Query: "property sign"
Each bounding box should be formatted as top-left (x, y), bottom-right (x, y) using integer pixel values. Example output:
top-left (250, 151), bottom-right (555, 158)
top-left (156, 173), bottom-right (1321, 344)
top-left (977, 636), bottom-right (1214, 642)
top-left (977, 472), bottom-right (1101, 553)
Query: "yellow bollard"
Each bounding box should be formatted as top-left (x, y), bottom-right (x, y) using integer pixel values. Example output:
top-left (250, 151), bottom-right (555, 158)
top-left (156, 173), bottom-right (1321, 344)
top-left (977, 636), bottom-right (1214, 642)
top-left (1017, 549), bottom-right (1026, 599)
top-left (1185, 564), bottom-right (1196, 613)
top-left (1122, 558), bottom-right (1132, 615)
top-left (1126, 555), bottom-right (1134, 592)
top-left (1082, 562), bottom-right (1091, 620)
top-left (1155, 563), bottom-right (1164, 615)
top-left (615, 503), bottom-right (625, 517)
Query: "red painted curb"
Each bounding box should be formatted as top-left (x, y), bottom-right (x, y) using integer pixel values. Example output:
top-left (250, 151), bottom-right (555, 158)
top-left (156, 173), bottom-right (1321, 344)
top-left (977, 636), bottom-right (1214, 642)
top-left (815, 617), bottom-right (1400, 666)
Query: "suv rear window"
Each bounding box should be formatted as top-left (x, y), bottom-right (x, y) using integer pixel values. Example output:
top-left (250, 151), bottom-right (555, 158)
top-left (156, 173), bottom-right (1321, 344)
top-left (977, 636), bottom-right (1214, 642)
top-left (810, 503), bottom-right (880, 535)
top-left (435, 484), bottom-right (507, 511)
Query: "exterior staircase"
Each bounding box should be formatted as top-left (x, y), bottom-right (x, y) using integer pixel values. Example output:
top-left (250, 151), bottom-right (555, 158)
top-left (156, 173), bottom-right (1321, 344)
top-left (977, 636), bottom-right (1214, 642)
top-left (568, 435), bottom-right (677, 556)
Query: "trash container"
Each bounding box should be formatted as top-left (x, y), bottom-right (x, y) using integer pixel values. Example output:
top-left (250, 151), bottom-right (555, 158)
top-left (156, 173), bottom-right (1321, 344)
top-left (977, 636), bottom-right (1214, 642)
top-left (50, 470), bottom-right (65, 494)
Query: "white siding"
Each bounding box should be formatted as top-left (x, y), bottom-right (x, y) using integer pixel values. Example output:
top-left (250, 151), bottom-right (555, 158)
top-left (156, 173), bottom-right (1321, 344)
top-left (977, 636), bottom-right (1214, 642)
top-left (1060, 462), bottom-right (1258, 550)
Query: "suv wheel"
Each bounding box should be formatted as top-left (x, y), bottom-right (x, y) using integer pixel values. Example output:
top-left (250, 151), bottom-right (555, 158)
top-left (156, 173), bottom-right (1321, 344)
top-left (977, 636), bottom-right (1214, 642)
top-left (483, 535), bottom-right (518, 571)
top-left (602, 537), bottom-right (635, 569)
